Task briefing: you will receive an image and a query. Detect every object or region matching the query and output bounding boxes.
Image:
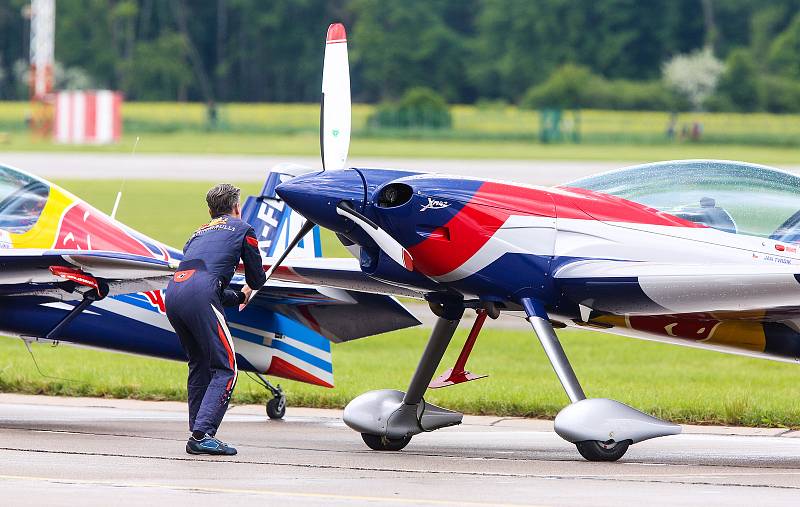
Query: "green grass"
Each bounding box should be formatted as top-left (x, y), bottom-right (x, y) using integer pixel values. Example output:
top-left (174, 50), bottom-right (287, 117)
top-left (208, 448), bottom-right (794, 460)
top-left (3, 327), bottom-right (799, 427)
top-left (1, 178), bottom-right (798, 427)
top-left (51, 179), bottom-right (352, 257)
top-left (5, 102), bottom-right (800, 139)
top-left (0, 132), bottom-right (797, 165)
top-left (2, 101), bottom-right (800, 163)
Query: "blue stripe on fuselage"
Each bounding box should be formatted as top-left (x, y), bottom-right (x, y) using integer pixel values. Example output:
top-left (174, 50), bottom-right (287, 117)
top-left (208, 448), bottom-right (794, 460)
top-left (113, 292), bottom-right (159, 312)
top-left (226, 308), bottom-right (331, 352)
top-left (270, 340), bottom-right (332, 372)
top-left (365, 175), bottom-right (484, 249)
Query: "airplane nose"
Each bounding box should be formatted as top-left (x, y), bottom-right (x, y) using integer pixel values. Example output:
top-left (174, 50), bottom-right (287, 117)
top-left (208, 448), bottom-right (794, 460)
top-left (276, 169), bottom-right (366, 233)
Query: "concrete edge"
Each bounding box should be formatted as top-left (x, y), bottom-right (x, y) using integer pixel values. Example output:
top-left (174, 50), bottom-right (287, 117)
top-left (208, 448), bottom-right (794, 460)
top-left (2, 392), bottom-right (796, 438)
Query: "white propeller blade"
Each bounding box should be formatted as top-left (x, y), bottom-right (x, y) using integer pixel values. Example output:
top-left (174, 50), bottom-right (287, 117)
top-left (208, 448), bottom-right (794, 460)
top-left (336, 203), bottom-right (413, 271)
top-left (321, 23), bottom-right (351, 171)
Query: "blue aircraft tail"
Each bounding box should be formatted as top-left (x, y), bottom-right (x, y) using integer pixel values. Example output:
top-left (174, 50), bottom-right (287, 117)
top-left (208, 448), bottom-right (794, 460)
top-left (233, 164), bottom-right (332, 386)
top-left (241, 163), bottom-right (322, 259)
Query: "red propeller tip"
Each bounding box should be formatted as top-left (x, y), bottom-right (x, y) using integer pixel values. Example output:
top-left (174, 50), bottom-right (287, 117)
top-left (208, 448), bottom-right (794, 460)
top-left (327, 23), bottom-right (347, 43)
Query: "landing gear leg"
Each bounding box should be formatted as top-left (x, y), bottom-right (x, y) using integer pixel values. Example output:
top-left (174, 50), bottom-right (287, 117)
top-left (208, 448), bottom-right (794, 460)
top-left (252, 373), bottom-right (286, 420)
top-left (520, 298), bottom-right (679, 462)
top-left (344, 298), bottom-right (465, 450)
top-left (521, 299), bottom-right (586, 404)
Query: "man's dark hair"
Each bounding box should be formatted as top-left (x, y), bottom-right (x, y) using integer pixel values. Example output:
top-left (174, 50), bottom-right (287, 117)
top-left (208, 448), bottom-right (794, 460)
top-left (206, 183), bottom-right (241, 217)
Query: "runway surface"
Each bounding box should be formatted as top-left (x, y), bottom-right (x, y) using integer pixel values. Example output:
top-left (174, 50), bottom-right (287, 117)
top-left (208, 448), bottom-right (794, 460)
top-left (3, 152), bottom-right (800, 186)
top-left (0, 152), bottom-right (688, 185)
top-left (2, 394), bottom-right (799, 506)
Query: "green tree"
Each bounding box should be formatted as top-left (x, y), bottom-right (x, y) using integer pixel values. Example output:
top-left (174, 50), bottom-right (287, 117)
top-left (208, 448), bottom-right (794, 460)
top-left (520, 64), bottom-right (597, 109)
top-left (715, 49), bottom-right (759, 111)
top-left (350, 0), bottom-right (471, 102)
top-left (120, 32), bottom-right (192, 100)
top-left (768, 12), bottom-right (800, 79)
top-left (367, 86), bottom-right (452, 129)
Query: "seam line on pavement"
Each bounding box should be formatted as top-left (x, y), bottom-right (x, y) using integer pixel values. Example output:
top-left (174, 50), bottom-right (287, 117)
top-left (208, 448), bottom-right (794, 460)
top-left (3, 446), bottom-right (800, 490)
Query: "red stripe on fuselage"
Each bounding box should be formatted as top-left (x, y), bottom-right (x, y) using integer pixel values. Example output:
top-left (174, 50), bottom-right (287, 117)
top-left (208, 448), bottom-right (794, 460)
top-left (405, 181), bottom-right (704, 278)
top-left (555, 186), bottom-right (708, 228)
top-left (408, 182), bottom-right (553, 277)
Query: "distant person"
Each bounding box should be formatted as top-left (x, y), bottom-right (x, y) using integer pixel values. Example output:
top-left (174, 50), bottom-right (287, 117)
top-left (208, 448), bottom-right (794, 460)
top-left (691, 122), bottom-right (703, 141)
top-left (207, 100), bottom-right (218, 130)
top-left (666, 113), bottom-right (677, 140)
top-left (165, 183), bottom-right (266, 456)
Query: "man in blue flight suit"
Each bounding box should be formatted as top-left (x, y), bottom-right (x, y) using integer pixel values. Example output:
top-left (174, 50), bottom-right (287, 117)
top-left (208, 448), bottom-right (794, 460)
top-left (165, 183), bottom-right (266, 456)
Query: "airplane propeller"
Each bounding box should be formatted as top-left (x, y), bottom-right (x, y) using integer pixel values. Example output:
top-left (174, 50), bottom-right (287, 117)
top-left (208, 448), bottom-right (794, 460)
top-left (243, 22), bottom-right (353, 307)
top-left (320, 22), bottom-right (351, 172)
top-left (246, 22), bottom-right (413, 310)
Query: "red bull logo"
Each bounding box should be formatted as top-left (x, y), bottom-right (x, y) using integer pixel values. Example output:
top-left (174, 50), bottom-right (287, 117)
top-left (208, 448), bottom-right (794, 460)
top-left (628, 315), bottom-right (721, 341)
top-left (143, 290), bottom-right (166, 314)
top-left (55, 202), bottom-right (157, 258)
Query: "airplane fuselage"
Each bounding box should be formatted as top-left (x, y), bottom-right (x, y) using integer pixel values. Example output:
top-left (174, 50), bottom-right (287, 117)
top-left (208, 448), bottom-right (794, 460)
top-left (276, 167), bottom-right (800, 364)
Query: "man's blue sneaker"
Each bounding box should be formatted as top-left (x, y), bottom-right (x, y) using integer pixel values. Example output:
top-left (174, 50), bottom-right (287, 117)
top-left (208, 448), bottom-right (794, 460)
top-left (186, 434), bottom-right (237, 456)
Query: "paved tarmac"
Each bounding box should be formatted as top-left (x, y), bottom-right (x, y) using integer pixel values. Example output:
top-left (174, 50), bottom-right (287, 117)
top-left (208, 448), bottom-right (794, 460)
top-left (4, 153), bottom-right (800, 505)
top-left (2, 393), bottom-right (799, 506)
top-left (3, 152), bottom-right (800, 186)
top-left (0, 152), bottom-right (654, 185)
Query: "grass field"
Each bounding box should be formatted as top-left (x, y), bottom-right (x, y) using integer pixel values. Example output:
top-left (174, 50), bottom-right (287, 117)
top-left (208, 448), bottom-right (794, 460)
top-left (4, 326), bottom-right (799, 428)
top-left (4, 133), bottom-right (800, 165)
top-left (5, 101), bottom-right (800, 140)
top-left (2, 101), bottom-right (800, 163)
top-left (0, 178), bottom-right (798, 427)
top-left (53, 179), bottom-right (352, 257)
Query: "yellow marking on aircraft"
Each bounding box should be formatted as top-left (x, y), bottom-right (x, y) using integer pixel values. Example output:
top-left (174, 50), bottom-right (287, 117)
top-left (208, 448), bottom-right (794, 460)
top-left (699, 321), bottom-right (766, 352)
top-left (9, 185), bottom-right (75, 249)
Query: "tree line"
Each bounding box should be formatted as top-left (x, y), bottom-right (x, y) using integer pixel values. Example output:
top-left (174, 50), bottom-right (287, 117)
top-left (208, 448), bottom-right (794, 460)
top-left (1, 0), bottom-right (799, 111)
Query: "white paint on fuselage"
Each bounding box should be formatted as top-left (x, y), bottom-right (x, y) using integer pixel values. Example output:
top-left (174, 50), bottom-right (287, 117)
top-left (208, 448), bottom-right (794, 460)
top-left (432, 215), bottom-right (556, 283)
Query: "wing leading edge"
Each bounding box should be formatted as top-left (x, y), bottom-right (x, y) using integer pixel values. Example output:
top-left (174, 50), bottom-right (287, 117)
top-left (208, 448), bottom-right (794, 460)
top-left (0, 249), bottom-right (177, 298)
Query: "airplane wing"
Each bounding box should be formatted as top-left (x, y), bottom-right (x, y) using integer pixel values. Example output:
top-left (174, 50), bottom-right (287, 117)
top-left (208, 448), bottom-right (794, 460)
top-left (3, 249), bottom-right (420, 342)
top-left (554, 259), bottom-right (800, 318)
top-left (0, 249), bottom-right (177, 299)
top-left (256, 257), bottom-right (428, 299)
top-left (230, 277), bottom-right (421, 343)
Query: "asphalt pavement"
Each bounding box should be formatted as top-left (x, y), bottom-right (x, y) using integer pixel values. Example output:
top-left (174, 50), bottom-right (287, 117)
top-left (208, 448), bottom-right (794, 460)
top-left (0, 152), bottom-right (651, 185)
top-left (2, 393), bottom-right (799, 506)
top-left (4, 153), bottom-right (800, 505)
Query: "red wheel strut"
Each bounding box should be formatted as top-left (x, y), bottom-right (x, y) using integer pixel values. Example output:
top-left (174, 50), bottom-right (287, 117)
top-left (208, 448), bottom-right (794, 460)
top-left (429, 309), bottom-right (489, 389)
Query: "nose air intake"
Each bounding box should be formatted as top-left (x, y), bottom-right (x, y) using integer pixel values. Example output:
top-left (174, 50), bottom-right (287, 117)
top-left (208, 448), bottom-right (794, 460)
top-left (377, 183), bottom-right (413, 208)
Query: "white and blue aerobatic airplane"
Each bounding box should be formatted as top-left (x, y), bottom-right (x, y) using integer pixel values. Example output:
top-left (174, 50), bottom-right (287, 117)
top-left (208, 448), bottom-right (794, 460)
top-left (0, 162), bottom-right (419, 418)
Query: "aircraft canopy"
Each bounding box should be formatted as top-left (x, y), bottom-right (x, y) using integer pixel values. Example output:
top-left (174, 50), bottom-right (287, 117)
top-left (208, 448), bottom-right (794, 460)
top-left (566, 160), bottom-right (800, 241)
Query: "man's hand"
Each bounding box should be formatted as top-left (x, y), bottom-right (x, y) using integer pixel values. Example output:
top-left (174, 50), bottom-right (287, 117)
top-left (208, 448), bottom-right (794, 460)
top-left (239, 285), bottom-right (254, 311)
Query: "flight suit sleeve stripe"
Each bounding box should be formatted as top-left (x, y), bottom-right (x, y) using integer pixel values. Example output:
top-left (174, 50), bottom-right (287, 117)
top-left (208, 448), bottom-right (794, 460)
top-left (211, 304), bottom-right (238, 390)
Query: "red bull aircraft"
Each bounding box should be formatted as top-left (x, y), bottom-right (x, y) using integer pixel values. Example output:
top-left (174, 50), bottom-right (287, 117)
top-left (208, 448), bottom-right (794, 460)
top-left (0, 161), bottom-right (419, 418)
top-left (262, 23), bottom-right (800, 460)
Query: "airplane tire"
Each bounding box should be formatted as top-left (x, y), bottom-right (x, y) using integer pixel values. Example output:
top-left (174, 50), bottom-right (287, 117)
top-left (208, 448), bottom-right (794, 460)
top-left (266, 396), bottom-right (286, 419)
top-left (361, 433), bottom-right (412, 451)
top-left (575, 440), bottom-right (630, 462)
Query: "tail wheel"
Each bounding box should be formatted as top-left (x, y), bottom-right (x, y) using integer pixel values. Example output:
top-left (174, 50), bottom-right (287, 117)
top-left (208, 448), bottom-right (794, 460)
top-left (361, 433), bottom-right (412, 451)
top-left (575, 440), bottom-right (631, 462)
top-left (266, 396), bottom-right (286, 419)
